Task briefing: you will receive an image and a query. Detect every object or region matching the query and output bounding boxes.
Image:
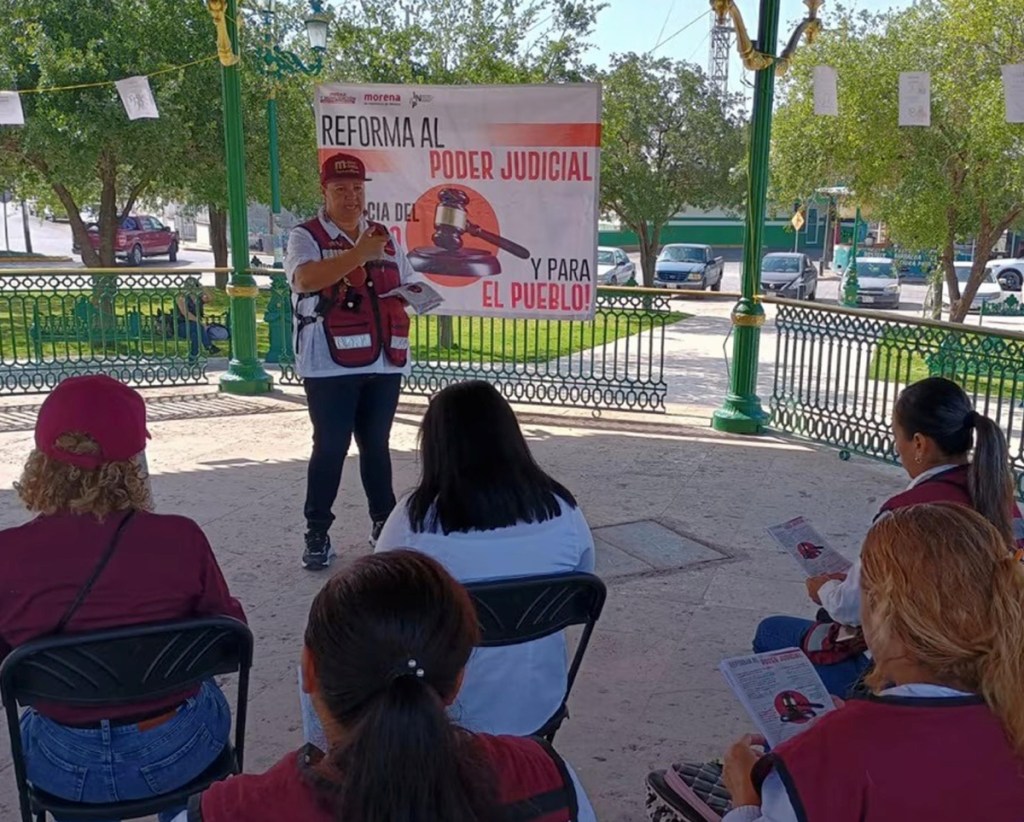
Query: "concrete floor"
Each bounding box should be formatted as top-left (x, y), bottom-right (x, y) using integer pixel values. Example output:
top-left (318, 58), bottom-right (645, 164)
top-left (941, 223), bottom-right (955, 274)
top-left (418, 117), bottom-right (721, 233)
top-left (0, 388), bottom-right (909, 820)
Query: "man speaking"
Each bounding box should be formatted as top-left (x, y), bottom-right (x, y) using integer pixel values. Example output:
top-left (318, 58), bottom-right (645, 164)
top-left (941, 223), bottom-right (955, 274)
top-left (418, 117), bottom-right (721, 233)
top-left (285, 153), bottom-right (413, 570)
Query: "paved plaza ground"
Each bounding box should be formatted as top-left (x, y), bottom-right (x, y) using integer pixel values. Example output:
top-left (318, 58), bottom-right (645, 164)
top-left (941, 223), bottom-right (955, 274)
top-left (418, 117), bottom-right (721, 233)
top-left (0, 381), bottom-right (911, 820)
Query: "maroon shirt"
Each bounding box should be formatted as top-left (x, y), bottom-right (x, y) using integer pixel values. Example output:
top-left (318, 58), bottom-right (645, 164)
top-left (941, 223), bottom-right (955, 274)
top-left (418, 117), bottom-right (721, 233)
top-left (0, 510), bottom-right (246, 724)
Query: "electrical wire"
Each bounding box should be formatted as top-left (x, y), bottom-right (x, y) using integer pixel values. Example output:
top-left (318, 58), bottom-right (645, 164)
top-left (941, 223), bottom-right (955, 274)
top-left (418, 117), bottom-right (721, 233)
top-left (650, 9), bottom-right (711, 54)
top-left (12, 55), bottom-right (220, 95)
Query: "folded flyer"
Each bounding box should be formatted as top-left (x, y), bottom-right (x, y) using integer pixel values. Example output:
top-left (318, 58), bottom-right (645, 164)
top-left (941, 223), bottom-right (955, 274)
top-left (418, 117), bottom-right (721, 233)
top-left (767, 516), bottom-right (853, 578)
top-left (381, 281), bottom-right (444, 315)
top-left (719, 648), bottom-right (835, 748)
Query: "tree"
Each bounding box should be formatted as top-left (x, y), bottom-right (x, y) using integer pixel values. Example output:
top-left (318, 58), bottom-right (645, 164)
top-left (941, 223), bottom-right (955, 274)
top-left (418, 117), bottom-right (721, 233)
top-left (0, 0), bottom-right (223, 266)
top-left (599, 54), bottom-right (746, 286)
top-left (771, 0), bottom-right (1024, 323)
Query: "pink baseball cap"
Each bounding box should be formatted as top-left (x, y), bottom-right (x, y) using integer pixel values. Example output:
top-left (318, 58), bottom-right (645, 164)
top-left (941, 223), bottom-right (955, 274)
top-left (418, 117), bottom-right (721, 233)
top-left (35, 375), bottom-right (150, 469)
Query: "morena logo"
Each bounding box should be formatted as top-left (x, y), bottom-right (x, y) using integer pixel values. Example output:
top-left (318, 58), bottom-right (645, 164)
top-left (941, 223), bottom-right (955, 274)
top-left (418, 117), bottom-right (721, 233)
top-left (363, 92), bottom-right (402, 104)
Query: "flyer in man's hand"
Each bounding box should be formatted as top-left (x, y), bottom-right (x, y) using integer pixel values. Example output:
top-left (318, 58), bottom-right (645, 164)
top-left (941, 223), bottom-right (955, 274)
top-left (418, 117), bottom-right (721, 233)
top-left (719, 648), bottom-right (835, 748)
top-left (381, 281), bottom-right (444, 315)
top-left (767, 516), bottom-right (853, 578)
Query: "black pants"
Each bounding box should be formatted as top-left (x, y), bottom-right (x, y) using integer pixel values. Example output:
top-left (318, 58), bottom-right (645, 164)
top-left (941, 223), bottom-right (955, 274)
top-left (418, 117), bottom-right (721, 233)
top-left (303, 373), bottom-right (402, 533)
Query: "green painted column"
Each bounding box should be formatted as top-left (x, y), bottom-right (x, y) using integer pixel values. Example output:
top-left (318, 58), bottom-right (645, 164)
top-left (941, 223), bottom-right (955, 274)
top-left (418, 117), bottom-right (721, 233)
top-left (267, 93), bottom-right (284, 269)
top-left (216, 0), bottom-right (273, 395)
top-left (712, 0), bottom-right (780, 434)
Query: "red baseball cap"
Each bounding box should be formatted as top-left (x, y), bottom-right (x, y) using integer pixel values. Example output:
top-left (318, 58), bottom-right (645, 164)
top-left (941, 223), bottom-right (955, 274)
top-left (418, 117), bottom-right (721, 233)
top-left (320, 152), bottom-right (371, 186)
top-left (35, 375), bottom-right (150, 469)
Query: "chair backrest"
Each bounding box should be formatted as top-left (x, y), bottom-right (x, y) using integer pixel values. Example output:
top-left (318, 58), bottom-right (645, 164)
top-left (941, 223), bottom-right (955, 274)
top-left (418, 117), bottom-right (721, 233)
top-left (465, 572), bottom-right (606, 695)
top-left (0, 617), bottom-right (252, 711)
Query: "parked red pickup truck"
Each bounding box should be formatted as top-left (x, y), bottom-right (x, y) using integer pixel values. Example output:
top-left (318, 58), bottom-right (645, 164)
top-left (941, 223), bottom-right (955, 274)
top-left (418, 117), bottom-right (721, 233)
top-left (73, 215), bottom-right (179, 265)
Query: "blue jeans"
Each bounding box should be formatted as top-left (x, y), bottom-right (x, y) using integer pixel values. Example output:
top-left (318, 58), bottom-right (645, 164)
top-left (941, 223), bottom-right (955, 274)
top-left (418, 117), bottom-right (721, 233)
top-left (303, 373), bottom-right (402, 532)
top-left (20, 680), bottom-right (231, 822)
top-left (178, 319), bottom-right (211, 359)
top-left (753, 615), bottom-right (872, 698)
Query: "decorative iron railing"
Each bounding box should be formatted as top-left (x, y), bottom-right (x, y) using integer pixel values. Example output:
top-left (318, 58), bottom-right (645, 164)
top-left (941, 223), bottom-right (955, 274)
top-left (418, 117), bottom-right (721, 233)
top-left (767, 297), bottom-right (1024, 496)
top-left (0, 268), bottom-right (231, 394)
top-left (263, 287), bottom-right (683, 413)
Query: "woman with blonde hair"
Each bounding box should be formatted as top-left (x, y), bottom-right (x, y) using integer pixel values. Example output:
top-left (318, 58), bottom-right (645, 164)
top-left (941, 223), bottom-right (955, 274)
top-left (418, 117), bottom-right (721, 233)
top-left (715, 503), bottom-right (1024, 821)
top-left (0, 375), bottom-right (246, 822)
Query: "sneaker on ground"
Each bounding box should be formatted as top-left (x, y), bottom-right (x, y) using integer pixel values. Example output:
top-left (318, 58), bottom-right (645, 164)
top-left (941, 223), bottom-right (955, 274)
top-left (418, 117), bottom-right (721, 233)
top-left (302, 531), bottom-right (335, 570)
top-left (369, 519), bottom-right (386, 547)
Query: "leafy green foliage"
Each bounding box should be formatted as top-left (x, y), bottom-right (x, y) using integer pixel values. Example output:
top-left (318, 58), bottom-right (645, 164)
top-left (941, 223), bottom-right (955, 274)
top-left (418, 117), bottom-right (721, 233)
top-left (771, 0), bottom-right (1024, 322)
top-left (599, 53), bottom-right (745, 285)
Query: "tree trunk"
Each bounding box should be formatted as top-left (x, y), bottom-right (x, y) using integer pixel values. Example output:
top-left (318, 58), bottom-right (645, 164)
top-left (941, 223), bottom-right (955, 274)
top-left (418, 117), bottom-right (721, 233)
top-left (635, 221), bottom-right (661, 287)
top-left (438, 316), bottom-right (454, 349)
top-left (209, 204), bottom-right (229, 289)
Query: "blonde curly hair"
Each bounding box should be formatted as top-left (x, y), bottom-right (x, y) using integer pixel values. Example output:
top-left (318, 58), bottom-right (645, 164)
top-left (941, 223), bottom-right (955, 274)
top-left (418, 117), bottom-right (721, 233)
top-left (15, 432), bottom-right (153, 519)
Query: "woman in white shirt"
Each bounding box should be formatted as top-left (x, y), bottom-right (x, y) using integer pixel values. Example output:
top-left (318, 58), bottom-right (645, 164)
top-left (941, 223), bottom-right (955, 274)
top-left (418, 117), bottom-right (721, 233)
top-left (374, 380), bottom-right (595, 736)
top-left (299, 380), bottom-right (594, 744)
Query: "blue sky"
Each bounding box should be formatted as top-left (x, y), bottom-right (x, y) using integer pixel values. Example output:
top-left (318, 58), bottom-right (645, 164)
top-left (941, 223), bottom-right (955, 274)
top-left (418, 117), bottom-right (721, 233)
top-left (586, 0), bottom-right (913, 88)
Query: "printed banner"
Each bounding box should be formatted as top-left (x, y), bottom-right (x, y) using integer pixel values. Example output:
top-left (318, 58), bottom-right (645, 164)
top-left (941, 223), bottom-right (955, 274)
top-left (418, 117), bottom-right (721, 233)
top-left (0, 91), bottom-right (25, 126)
top-left (314, 83), bottom-right (601, 320)
top-left (898, 71), bottom-right (931, 127)
top-left (115, 75), bottom-right (159, 120)
top-left (812, 66), bottom-right (838, 117)
top-left (1002, 64), bottom-right (1024, 124)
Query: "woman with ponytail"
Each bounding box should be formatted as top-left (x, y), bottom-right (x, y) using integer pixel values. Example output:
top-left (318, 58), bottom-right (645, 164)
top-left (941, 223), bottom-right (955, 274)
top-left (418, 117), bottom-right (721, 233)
top-left (184, 550), bottom-right (596, 822)
top-left (753, 376), bottom-right (1024, 696)
top-left (716, 504), bottom-right (1024, 822)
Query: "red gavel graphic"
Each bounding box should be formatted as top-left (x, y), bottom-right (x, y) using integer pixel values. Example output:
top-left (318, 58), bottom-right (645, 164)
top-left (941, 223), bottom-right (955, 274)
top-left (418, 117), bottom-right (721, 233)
top-left (432, 188), bottom-right (531, 259)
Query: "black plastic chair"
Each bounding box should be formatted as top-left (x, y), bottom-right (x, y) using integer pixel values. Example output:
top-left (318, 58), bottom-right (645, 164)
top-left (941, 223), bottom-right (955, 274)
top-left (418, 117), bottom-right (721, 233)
top-left (0, 617), bottom-right (253, 822)
top-left (465, 572), bottom-right (606, 741)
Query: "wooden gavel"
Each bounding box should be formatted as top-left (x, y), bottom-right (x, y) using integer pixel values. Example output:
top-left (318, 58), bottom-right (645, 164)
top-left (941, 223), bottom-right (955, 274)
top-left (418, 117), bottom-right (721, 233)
top-left (431, 188), bottom-right (530, 259)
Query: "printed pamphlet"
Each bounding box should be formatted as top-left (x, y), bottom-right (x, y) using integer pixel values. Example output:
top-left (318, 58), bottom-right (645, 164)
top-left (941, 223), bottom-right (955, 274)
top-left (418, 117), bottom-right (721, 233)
top-left (719, 648), bottom-right (835, 748)
top-left (767, 516), bottom-right (853, 578)
top-left (381, 280), bottom-right (444, 315)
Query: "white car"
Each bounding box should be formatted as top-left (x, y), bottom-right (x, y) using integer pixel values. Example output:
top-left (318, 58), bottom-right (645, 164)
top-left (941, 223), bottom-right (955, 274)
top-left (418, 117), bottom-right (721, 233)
top-left (987, 258), bottom-right (1024, 292)
top-left (943, 262), bottom-right (1007, 312)
top-left (597, 246), bottom-right (635, 285)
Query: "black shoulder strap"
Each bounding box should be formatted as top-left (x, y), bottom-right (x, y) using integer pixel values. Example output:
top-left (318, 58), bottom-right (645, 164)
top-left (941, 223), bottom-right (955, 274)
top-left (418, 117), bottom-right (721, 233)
top-left (186, 793), bottom-right (205, 822)
top-left (503, 737), bottom-right (579, 822)
top-left (53, 509), bottom-right (137, 635)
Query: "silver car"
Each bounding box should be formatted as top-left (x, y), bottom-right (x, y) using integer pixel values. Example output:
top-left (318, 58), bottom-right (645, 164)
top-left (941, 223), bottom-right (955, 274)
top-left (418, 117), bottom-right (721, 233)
top-left (597, 246), bottom-right (635, 285)
top-left (842, 257), bottom-right (901, 309)
top-left (760, 253), bottom-right (818, 300)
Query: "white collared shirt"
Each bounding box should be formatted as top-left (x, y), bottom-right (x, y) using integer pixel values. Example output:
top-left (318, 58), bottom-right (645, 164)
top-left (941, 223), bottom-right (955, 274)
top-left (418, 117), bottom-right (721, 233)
top-left (284, 211), bottom-right (417, 378)
top-left (817, 464), bottom-right (961, 625)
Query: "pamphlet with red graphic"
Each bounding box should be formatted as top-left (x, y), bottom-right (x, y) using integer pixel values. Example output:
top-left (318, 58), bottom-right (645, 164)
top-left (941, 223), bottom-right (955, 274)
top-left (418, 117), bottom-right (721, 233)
top-left (380, 280), bottom-right (444, 314)
top-left (767, 516), bottom-right (853, 578)
top-left (719, 648), bottom-right (835, 748)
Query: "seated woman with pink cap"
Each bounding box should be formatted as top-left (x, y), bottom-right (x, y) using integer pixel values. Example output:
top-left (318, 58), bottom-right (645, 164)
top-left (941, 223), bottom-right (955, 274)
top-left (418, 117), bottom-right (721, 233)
top-left (0, 375), bottom-right (246, 822)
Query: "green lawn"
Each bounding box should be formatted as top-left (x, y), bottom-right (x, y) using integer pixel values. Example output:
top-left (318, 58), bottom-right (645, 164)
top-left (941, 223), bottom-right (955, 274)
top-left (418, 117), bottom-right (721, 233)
top-left (868, 326), bottom-right (1024, 402)
top-left (0, 285), bottom-right (687, 365)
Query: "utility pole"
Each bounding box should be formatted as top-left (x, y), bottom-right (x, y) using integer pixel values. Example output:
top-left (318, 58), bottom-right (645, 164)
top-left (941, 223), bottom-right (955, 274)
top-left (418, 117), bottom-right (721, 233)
top-left (20, 199), bottom-right (32, 253)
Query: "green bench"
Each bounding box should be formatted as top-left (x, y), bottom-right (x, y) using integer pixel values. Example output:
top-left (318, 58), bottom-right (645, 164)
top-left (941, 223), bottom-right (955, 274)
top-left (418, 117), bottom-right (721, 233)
top-left (29, 298), bottom-right (154, 359)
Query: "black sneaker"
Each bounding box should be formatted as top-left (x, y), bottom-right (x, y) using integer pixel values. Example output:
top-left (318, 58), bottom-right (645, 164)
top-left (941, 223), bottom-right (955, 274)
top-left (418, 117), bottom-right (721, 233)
top-left (302, 531), bottom-right (335, 570)
top-left (369, 520), bottom-right (386, 548)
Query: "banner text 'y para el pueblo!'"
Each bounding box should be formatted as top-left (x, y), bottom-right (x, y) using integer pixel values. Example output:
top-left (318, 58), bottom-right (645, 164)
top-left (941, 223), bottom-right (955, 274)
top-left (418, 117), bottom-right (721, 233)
top-left (315, 83), bottom-right (601, 320)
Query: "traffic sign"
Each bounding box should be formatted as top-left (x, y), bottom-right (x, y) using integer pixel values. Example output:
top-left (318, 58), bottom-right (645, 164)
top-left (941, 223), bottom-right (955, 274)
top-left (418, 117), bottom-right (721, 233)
top-left (791, 210), bottom-right (805, 231)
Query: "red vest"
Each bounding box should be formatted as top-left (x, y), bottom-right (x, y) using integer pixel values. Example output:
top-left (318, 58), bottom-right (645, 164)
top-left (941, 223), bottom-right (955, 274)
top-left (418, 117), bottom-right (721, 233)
top-left (191, 736), bottom-right (578, 822)
top-left (752, 696), bottom-right (1024, 822)
top-left (297, 218), bottom-right (410, 368)
top-left (878, 465), bottom-right (1024, 549)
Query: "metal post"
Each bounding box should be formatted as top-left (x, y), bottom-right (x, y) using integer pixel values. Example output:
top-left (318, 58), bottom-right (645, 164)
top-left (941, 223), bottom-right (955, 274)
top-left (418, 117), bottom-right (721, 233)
top-left (20, 200), bottom-right (32, 253)
top-left (712, 0), bottom-right (779, 434)
top-left (268, 94), bottom-right (284, 269)
top-left (210, 0), bottom-right (273, 395)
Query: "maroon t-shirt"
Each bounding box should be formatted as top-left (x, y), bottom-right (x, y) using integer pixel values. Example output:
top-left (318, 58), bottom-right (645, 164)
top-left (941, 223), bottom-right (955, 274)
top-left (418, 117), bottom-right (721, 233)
top-left (0, 510), bottom-right (246, 724)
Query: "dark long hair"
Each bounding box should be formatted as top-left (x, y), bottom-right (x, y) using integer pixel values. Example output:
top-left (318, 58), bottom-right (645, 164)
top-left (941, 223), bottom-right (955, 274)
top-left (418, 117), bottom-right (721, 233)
top-left (303, 550), bottom-right (500, 821)
top-left (894, 377), bottom-right (1014, 542)
top-left (407, 380), bottom-right (577, 534)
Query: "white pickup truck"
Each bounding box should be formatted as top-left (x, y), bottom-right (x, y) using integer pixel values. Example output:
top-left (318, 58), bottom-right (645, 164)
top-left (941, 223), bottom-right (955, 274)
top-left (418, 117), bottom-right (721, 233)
top-left (988, 258), bottom-right (1024, 292)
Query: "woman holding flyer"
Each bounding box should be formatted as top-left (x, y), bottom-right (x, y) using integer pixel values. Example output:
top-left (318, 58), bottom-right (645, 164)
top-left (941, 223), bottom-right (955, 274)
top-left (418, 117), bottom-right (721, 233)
top-left (648, 504), bottom-right (1024, 822)
top-left (753, 377), bottom-right (1024, 696)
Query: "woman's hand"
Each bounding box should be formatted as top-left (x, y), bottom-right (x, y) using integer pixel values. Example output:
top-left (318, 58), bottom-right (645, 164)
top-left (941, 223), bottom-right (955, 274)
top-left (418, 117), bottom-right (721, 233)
top-left (723, 734), bottom-right (765, 808)
top-left (806, 572), bottom-right (847, 604)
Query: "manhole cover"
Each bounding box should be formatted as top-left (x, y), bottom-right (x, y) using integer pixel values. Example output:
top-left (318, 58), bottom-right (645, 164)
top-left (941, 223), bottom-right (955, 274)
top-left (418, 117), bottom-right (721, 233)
top-left (592, 519), bottom-right (727, 578)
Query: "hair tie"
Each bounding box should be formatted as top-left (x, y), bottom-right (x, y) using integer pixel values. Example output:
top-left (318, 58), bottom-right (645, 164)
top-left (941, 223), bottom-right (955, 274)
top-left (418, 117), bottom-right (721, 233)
top-left (390, 658), bottom-right (426, 683)
top-left (965, 410), bottom-right (978, 428)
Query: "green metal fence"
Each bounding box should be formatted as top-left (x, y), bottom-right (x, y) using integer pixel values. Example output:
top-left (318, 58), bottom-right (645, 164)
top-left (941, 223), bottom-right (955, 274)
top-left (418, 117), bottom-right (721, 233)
top-left (0, 268), bottom-right (229, 394)
top-left (263, 287), bottom-right (679, 412)
top-left (768, 297), bottom-right (1024, 496)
